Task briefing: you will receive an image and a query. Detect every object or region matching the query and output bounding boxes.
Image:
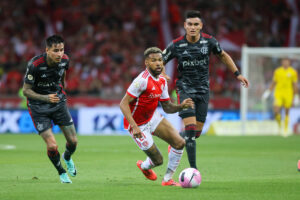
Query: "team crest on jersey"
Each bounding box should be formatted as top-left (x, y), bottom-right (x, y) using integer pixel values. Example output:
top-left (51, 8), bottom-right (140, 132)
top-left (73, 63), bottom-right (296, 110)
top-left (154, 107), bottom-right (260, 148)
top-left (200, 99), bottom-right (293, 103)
top-left (37, 123), bottom-right (43, 131)
top-left (27, 74), bottom-right (33, 80)
top-left (200, 47), bottom-right (208, 54)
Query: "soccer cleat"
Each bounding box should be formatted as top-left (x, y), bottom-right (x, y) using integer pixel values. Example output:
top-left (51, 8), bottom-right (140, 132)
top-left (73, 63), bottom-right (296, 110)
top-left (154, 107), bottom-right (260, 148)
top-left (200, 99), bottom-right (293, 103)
top-left (136, 160), bottom-right (157, 181)
top-left (298, 160), bottom-right (300, 171)
top-left (59, 173), bottom-right (72, 183)
top-left (161, 179), bottom-right (181, 186)
top-left (63, 153), bottom-right (77, 177)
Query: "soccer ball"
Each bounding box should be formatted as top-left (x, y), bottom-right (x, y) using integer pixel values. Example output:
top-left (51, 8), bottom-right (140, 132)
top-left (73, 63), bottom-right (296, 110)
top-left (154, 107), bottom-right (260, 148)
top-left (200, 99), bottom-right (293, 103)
top-left (178, 168), bottom-right (201, 188)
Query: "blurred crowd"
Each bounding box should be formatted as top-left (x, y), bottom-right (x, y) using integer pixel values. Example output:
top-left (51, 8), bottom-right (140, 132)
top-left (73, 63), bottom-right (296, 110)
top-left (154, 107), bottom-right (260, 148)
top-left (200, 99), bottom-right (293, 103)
top-left (0, 0), bottom-right (298, 101)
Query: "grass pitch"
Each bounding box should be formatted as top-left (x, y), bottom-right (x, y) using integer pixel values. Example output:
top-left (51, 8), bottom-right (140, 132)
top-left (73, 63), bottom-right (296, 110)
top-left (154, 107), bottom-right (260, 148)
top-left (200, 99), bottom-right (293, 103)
top-left (0, 134), bottom-right (300, 200)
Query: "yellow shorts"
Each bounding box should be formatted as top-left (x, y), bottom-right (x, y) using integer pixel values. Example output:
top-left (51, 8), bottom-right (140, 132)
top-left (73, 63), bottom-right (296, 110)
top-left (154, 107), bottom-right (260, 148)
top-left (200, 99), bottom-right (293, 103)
top-left (274, 92), bottom-right (293, 108)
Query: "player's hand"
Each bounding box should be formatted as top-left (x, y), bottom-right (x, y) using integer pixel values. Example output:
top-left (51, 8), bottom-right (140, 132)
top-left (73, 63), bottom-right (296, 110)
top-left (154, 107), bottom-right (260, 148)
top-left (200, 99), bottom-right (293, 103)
top-left (132, 126), bottom-right (143, 139)
top-left (294, 94), bottom-right (299, 106)
top-left (262, 89), bottom-right (271, 101)
top-left (180, 98), bottom-right (194, 110)
top-left (237, 75), bottom-right (249, 88)
top-left (48, 93), bottom-right (60, 103)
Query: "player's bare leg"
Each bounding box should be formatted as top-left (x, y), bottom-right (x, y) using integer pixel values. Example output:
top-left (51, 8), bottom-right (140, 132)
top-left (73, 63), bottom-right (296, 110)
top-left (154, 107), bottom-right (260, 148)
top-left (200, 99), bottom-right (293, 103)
top-left (60, 125), bottom-right (77, 177)
top-left (137, 144), bottom-right (162, 181)
top-left (182, 116), bottom-right (198, 169)
top-left (40, 129), bottom-right (71, 183)
top-left (154, 118), bottom-right (184, 186)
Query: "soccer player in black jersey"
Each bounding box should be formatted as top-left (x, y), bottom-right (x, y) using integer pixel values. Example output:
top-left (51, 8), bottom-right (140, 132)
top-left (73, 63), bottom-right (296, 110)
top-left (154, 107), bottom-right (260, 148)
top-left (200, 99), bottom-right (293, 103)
top-left (23, 35), bottom-right (77, 183)
top-left (162, 10), bottom-right (249, 169)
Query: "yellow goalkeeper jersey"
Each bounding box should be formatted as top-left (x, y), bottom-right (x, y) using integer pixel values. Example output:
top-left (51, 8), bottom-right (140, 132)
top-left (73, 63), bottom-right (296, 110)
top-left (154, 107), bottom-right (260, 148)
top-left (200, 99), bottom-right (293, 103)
top-left (273, 66), bottom-right (298, 94)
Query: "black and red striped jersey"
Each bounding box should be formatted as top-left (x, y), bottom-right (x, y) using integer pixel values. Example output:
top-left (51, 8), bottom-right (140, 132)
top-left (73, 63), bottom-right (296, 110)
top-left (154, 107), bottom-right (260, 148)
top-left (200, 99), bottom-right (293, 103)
top-left (162, 33), bottom-right (222, 94)
top-left (24, 53), bottom-right (69, 105)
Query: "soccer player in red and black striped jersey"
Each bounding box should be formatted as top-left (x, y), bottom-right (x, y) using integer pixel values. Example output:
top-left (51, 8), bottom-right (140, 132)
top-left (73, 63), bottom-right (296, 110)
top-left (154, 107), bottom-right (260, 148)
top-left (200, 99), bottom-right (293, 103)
top-left (162, 10), bottom-right (249, 169)
top-left (23, 35), bottom-right (77, 183)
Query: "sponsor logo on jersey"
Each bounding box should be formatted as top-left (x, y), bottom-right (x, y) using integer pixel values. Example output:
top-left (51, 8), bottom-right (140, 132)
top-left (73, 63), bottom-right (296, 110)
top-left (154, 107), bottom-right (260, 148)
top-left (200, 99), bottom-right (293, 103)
top-left (37, 82), bottom-right (55, 87)
top-left (182, 59), bottom-right (207, 67)
top-left (179, 43), bottom-right (188, 47)
top-left (200, 40), bottom-right (208, 44)
top-left (149, 93), bottom-right (161, 98)
top-left (59, 63), bottom-right (67, 67)
top-left (163, 51), bottom-right (172, 60)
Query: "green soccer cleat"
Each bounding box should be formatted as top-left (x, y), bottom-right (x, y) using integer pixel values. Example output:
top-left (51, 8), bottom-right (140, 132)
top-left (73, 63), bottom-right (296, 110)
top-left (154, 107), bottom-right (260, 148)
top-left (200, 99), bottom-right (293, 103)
top-left (59, 173), bottom-right (72, 183)
top-left (63, 153), bottom-right (77, 177)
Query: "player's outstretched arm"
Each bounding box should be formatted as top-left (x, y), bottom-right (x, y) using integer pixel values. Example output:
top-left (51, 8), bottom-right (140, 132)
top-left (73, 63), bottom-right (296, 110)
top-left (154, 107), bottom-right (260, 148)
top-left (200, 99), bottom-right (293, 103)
top-left (262, 81), bottom-right (275, 100)
top-left (160, 98), bottom-right (194, 114)
top-left (217, 50), bottom-right (249, 88)
top-left (23, 83), bottom-right (60, 103)
top-left (119, 94), bottom-right (142, 138)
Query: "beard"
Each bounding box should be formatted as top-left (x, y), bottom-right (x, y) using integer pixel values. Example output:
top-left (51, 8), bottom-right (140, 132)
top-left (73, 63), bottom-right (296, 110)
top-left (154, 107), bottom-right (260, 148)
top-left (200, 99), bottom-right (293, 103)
top-left (148, 67), bottom-right (162, 77)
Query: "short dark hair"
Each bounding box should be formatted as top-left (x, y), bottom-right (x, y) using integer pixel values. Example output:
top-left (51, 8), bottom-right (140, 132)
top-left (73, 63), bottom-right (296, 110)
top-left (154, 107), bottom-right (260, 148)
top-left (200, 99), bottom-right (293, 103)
top-left (185, 10), bottom-right (201, 20)
top-left (144, 47), bottom-right (162, 59)
top-left (46, 35), bottom-right (64, 48)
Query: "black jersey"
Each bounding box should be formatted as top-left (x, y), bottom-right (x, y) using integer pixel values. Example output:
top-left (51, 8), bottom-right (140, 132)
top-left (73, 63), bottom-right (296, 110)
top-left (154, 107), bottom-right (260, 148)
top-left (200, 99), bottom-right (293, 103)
top-left (163, 33), bottom-right (222, 94)
top-left (24, 53), bottom-right (69, 105)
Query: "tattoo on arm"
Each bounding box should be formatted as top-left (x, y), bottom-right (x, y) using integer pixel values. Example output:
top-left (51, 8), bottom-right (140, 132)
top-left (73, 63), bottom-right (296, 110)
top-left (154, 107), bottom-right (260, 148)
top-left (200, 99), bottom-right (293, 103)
top-left (23, 83), bottom-right (49, 102)
top-left (160, 100), bottom-right (181, 113)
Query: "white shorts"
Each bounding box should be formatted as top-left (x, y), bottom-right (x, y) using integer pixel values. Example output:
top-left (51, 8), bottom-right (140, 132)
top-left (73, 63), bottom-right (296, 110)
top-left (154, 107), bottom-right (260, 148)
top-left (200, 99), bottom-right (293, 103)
top-left (128, 110), bottom-right (164, 151)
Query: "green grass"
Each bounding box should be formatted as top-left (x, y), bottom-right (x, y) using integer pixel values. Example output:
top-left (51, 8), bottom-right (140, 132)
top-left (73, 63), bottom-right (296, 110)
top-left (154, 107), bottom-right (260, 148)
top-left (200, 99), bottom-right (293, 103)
top-left (0, 134), bottom-right (300, 200)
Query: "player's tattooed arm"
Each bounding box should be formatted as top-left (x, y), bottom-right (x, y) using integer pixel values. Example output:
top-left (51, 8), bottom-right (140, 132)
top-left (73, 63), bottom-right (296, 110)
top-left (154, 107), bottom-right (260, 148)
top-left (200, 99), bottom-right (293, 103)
top-left (160, 98), bottom-right (194, 113)
top-left (23, 83), bottom-right (60, 103)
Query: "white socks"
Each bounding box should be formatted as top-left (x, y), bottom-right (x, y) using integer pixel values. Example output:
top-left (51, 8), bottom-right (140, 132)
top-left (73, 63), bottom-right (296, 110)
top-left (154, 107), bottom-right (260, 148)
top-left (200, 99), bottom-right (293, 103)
top-left (163, 147), bottom-right (183, 181)
top-left (141, 157), bottom-right (155, 170)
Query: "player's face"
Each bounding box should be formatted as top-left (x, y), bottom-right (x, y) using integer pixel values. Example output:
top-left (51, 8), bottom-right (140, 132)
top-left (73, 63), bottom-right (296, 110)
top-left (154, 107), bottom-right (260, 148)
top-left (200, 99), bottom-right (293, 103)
top-left (145, 53), bottom-right (163, 77)
top-left (184, 18), bottom-right (202, 37)
top-left (46, 43), bottom-right (64, 63)
top-left (281, 59), bottom-right (290, 67)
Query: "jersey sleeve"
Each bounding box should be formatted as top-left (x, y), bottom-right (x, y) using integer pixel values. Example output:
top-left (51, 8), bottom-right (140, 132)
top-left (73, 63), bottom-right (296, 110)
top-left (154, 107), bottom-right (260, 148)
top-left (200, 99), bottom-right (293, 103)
top-left (210, 37), bottom-right (223, 55)
top-left (159, 79), bottom-right (170, 101)
top-left (162, 42), bottom-right (176, 64)
top-left (126, 76), bottom-right (147, 98)
top-left (24, 60), bottom-right (36, 85)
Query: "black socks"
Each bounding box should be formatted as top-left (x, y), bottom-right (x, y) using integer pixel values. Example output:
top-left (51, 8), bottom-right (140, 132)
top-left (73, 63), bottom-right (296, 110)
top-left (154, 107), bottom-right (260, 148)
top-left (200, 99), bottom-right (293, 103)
top-left (47, 148), bottom-right (66, 175)
top-left (63, 143), bottom-right (77, 161)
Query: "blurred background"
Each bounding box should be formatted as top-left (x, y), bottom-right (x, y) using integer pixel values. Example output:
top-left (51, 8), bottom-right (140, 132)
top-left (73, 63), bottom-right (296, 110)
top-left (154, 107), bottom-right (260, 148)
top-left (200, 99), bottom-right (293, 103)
top-left (0, 0), bottom-right (300, 135)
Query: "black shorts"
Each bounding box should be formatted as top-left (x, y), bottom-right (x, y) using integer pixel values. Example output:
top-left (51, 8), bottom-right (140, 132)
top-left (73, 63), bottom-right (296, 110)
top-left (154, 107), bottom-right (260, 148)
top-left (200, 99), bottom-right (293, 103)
top-left (28, 101), bottom-right (73, 133)
top-left (177, 89), bottom-right (209, 123)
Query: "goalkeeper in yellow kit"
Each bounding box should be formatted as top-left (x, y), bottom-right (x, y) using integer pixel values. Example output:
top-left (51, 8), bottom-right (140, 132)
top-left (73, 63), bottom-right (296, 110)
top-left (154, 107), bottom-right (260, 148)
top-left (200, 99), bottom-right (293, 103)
top-left (262, 58), bottom-right (299, 136)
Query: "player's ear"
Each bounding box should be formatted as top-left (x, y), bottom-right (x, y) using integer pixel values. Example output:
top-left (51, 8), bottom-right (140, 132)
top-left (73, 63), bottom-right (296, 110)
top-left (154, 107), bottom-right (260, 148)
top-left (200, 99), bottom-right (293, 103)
top-left (145, 58), bottom-right (148, 67)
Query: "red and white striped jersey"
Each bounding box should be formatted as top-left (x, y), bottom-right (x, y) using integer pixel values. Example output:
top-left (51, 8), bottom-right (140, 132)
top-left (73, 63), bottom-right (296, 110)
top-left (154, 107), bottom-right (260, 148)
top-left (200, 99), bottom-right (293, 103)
top-left (124, 69), bottom-right (170, 129)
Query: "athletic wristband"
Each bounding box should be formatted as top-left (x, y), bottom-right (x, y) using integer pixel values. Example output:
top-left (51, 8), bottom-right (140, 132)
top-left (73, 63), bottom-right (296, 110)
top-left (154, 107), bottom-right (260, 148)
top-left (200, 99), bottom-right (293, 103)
top-left (234, 70), bottom-right (241, 77)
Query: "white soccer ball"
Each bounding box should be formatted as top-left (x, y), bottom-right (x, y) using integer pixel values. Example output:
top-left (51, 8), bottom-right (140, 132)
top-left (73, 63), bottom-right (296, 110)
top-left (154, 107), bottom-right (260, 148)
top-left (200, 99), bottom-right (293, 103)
top-left (179, 168), bottom-right (201, 188)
